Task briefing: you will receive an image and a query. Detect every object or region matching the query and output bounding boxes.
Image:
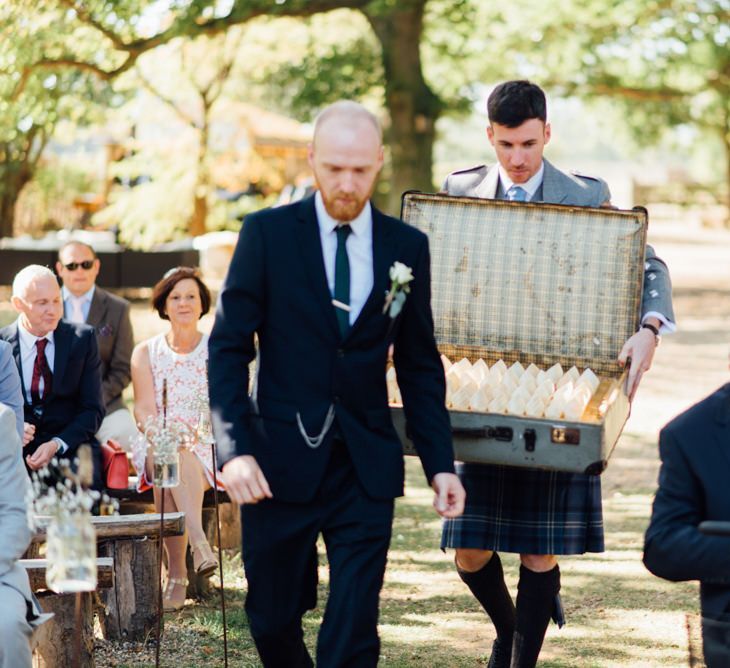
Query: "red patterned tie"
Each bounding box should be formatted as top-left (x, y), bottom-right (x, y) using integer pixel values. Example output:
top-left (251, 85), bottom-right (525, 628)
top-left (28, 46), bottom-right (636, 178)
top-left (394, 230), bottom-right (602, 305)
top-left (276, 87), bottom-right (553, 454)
top-left (30, 339), bottom-right (52, 404)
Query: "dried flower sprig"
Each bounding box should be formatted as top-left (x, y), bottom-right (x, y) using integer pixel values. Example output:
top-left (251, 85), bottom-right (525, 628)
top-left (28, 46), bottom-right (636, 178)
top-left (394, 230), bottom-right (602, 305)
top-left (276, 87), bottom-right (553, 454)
top-left (25, 448), bottom-right (119, 531)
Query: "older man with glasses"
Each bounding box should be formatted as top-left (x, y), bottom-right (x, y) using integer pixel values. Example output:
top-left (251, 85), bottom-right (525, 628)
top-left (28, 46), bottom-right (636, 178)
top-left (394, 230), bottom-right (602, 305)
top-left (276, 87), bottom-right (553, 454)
top-left (56, 241), bottom-right (137, 452)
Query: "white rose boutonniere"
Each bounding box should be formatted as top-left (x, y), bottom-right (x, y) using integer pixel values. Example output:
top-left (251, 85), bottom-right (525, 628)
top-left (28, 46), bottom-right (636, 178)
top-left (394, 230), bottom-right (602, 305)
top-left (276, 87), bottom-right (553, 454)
top-left (383, 261), bottom-right (414, 318)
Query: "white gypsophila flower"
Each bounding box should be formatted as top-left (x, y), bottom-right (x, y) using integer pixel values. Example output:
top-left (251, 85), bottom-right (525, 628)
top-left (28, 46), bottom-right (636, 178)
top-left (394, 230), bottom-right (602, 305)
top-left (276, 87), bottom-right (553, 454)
top-left (389, 261), bottom-right (414, 285)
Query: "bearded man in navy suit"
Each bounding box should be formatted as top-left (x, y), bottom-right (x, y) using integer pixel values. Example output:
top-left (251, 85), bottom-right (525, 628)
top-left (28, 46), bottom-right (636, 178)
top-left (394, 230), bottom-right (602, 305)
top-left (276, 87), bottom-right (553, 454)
top-left (209, 101), bottom-right (465, 667)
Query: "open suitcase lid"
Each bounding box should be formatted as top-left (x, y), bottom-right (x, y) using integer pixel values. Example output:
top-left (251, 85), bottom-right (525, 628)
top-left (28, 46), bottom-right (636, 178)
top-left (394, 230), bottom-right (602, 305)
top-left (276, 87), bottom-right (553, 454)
top-left (401, 192), bottom-right (647, 377)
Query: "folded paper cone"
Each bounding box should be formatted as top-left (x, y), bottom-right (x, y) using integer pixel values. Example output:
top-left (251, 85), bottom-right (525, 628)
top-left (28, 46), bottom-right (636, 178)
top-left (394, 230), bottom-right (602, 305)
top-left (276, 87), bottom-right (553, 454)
top-left (546, 363), bottom-right (564, 383)
top-left (488, 395), bottom-right (508, 414)
top-left (526, 363), bottom-right (541, 378)
top-left (491, 359), bottom-right (508, 376)
top-left (518, 374), bottom-right (537, 394)
top-left (441, 354), bottom-right (453, 371)
top-left (525, 395), bottom-right (546, 417)
top-left (507, 395), bottom-right (526, 416)
top-left (450, 385), bottom-right (472, 411)
top-left (579, 368), bottom-right (600, 393)
top-left (469, 387), bottom-right (491, 412)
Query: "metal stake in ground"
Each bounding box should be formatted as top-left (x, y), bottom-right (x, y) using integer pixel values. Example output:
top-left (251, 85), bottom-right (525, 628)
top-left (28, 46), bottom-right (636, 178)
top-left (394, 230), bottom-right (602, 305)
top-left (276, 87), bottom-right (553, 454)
top-left (211, 440), bottom-right (229, 667)
top-left (155, 489), bottom-right (166, 668)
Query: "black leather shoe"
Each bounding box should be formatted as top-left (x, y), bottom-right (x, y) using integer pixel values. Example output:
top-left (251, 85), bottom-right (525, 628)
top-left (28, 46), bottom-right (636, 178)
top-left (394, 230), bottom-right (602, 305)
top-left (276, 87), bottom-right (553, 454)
top-left (487, 637), bottom-right (512, 668)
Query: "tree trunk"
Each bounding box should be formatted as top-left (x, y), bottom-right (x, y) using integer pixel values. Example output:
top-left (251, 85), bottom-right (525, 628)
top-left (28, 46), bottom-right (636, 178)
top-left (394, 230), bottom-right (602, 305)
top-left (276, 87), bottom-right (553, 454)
top-left (188, 114), bottom-right (210, 237)
top-left (33, 592), bottom-right (95, 667)
top-left (97, 538), bottom-right (161, 641)
top-left (0, 158), bottom-right (32, 238)
top-left (365, 1), bottom-right (443, 215)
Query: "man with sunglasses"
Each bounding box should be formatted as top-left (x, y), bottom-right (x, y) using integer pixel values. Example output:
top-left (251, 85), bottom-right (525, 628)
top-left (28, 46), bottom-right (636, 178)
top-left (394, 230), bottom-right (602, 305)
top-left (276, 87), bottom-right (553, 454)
top-left (56, 241), bottom-right (137, 452)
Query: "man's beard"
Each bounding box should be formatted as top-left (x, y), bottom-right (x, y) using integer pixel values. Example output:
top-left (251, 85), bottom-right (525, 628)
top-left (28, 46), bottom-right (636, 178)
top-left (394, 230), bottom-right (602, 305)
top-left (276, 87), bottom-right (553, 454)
top-left (320, 190), bottom-right (370, 222)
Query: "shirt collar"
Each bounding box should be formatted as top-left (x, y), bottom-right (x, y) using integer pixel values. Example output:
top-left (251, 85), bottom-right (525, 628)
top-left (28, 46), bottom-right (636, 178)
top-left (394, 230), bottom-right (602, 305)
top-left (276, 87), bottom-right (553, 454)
top-left (315, 191), bottom-right (372, 238)
top-left (62, 285), bottom-right (95, 303)
top-left (17, 317), bottom-right (54, 349)
top-left (498, 161), bottom-right (545, 199)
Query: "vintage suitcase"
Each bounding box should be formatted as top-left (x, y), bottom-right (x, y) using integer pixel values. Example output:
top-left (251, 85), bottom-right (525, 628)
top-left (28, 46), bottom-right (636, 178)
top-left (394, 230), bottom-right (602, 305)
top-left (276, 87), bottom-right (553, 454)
top-left (391, 191), bottom-right (648, 474)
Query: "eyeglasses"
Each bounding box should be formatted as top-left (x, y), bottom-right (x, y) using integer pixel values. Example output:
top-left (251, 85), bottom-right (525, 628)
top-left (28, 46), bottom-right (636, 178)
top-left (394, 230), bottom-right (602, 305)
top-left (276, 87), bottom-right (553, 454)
top-left (63, 260), bottom-right (95, 271)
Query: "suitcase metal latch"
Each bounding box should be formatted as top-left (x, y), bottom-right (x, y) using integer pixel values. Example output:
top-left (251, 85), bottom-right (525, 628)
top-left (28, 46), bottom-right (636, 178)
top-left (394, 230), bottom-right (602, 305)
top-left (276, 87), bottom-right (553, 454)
top-left (551, 427), bottom-right (580, 445)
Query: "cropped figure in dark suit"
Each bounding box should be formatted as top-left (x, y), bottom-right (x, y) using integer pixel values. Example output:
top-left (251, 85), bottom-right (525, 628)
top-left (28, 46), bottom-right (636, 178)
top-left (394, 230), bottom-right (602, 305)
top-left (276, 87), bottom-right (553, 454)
top-left (0, 265), bottom-right (105, 489)
top-left (644, 377), bottom-right (730, 668)
top-left (56, 241), bottom-right (137, 451)
top-left (441, 80), bottom-right (676, 667)
top-left (209, 101), bottom-right (466, 668)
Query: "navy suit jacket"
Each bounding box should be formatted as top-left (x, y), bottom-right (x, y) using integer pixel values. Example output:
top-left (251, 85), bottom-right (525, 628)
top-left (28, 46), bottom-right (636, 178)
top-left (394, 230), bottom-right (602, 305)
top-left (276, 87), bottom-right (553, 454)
top-left (209, 195), bottom-right (455, 504)
top-left (0, 320), bottom-right (105, 486)
top-left (644, 383), bottom-right (730, 620)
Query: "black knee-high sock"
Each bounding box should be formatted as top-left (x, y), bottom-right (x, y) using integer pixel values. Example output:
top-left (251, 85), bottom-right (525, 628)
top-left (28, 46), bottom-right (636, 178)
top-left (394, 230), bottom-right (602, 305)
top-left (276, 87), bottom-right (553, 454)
top-left (457, 552), bottom-right (516, 641)
top-left (511, 564), bottom-right (561, 668)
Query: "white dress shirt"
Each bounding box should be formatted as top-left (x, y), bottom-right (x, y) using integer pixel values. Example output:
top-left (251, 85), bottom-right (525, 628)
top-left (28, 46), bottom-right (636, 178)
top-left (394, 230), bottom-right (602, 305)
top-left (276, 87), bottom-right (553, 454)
top-left (315, 191), bottom-right (374, 326)
top-left (17, 320), bottom-right (55, 403)
top-left (17, 319), bottom-right (68, 454)
top-left (62, 285), bottom-right (95, 324)
top-left (497, 162), bottom-right (545, 202)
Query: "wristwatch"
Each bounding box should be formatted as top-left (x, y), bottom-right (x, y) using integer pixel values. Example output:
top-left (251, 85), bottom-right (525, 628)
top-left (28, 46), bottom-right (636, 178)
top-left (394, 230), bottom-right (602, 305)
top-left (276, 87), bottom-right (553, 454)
top-left (641, 322), bottom-right (661, 346)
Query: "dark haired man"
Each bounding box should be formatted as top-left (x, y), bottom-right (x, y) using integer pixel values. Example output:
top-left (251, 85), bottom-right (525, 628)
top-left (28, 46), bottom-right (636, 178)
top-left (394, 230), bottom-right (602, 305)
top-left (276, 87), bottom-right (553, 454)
top-left (441, 80), bottom-right (676, 667)
top-left (56, 241), bottom-right (136, 452)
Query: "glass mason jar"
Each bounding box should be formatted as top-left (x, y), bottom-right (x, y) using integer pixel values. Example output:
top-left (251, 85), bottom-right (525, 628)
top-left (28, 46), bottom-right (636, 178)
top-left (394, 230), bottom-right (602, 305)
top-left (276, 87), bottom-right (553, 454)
top-left (153, 447), bottom-right (180, 488)
top-left (45, 511), bottom-right (97, 593)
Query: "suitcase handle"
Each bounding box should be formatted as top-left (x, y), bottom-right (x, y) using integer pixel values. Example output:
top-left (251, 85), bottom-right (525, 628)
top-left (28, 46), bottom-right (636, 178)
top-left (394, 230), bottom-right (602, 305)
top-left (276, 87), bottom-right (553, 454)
top-left (451, 426), bottom-right (513, 441)
top-left (404, 423), bottom-right (513, 442)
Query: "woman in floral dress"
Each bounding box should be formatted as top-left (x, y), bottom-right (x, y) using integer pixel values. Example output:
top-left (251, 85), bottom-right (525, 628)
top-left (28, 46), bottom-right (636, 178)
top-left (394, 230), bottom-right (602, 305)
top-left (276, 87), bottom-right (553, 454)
top-left (131, 267), bottom-right (223, 611)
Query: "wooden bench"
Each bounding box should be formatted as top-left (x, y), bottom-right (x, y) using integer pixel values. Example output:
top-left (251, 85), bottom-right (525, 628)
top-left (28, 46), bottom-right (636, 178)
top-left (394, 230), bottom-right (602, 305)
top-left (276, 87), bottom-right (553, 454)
top-left (25, 557), bottom-right (114, 668)
top-left (32, 512), bottom-right (186, 642)
top-left (108, 480), bottom-right (241, 597)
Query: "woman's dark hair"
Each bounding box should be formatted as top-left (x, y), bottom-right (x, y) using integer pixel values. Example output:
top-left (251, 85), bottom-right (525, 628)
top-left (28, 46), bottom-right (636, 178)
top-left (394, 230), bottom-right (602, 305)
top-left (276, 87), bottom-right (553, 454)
top-left (151, 266), bottom-right (211, 320)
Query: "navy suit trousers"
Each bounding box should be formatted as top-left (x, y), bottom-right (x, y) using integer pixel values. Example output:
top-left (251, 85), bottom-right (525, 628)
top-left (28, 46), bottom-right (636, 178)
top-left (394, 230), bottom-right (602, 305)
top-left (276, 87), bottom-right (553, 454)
top-left (241, 440), bottom-right (394, 668)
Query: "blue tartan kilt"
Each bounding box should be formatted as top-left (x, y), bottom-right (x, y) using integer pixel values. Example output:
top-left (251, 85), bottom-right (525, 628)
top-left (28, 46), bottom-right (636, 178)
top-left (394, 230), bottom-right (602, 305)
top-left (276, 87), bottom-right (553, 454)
top-left (441, 461), bottom-right (605, 555)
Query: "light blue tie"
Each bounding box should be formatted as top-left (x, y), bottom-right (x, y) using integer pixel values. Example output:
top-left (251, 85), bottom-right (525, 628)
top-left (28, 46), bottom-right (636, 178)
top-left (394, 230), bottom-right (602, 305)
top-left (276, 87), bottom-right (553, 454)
top-left (507, 185), bottom-right (528, 202)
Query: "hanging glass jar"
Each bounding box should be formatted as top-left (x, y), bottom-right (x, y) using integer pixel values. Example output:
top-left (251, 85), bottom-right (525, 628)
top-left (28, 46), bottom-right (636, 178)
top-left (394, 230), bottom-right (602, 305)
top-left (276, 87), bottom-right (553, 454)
top-left (152, 431), bottom-right (180, 488)
top-left (45, 509), bottom-right (97, 593)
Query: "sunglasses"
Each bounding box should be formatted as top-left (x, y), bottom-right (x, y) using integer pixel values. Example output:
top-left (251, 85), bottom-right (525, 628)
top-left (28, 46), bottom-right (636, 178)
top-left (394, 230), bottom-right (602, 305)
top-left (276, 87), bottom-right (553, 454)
top-left (63, 260), bottom-right (95, 271)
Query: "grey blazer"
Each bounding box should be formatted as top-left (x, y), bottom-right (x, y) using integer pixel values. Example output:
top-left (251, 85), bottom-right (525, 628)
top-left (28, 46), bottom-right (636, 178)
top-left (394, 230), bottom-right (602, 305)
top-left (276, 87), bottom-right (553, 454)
top-left (0, 340), bottom-right (23, 438)
top-left (0, 403), bottom-right (49, 630)
top-left (84, 288), bottom-right (133, 414)
top-left (442, 159), bottom-right (675, 324)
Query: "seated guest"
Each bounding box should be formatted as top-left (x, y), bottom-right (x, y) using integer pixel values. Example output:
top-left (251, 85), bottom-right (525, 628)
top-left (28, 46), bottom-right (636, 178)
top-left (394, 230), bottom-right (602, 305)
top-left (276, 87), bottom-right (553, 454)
top-left (644, 362), bottom-right (730, 667)
top-left (131, 267), bottom-right (223, 611)
top-left (0, 265), bottom-right (105, 488)
top-left (56, 241), bottom-right (137, 452)
top-left (0, 339), bottom-right (24, 438)
top-left (0, 401), bottom-right (51, 667)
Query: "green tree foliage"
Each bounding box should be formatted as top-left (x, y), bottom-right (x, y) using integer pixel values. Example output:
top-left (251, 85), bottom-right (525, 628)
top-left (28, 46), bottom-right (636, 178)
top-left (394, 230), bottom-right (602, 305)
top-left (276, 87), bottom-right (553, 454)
top-left (0, 1), bottom-right (116, 236)
top-left (8, 0), bottom-right (477, 219)
top-left (486, 0), bottom-right (730, 203)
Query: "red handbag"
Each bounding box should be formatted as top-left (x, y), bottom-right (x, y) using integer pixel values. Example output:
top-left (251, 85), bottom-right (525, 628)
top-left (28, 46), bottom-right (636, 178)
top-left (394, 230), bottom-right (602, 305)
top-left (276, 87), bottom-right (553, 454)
top-left (101, 439), bottom-right (130, 490)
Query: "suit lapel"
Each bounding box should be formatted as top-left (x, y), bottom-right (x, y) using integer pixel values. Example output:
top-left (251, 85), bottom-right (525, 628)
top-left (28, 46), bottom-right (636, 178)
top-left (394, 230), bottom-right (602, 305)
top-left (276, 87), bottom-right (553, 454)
top-left (86, 289), bottom-right (107, 328)
top-left (294, 197), bottom-right (340, 339)
top-left (541, 159), bottom-right (570, 204)
top-left (475, 166), bottom-right (500, 199)
top-left (51, 322), bottom-right (71, 397)
top-left (6, 324), bottom-right (26, 401)
top-left (347, 207), bottom-right (394, 340)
